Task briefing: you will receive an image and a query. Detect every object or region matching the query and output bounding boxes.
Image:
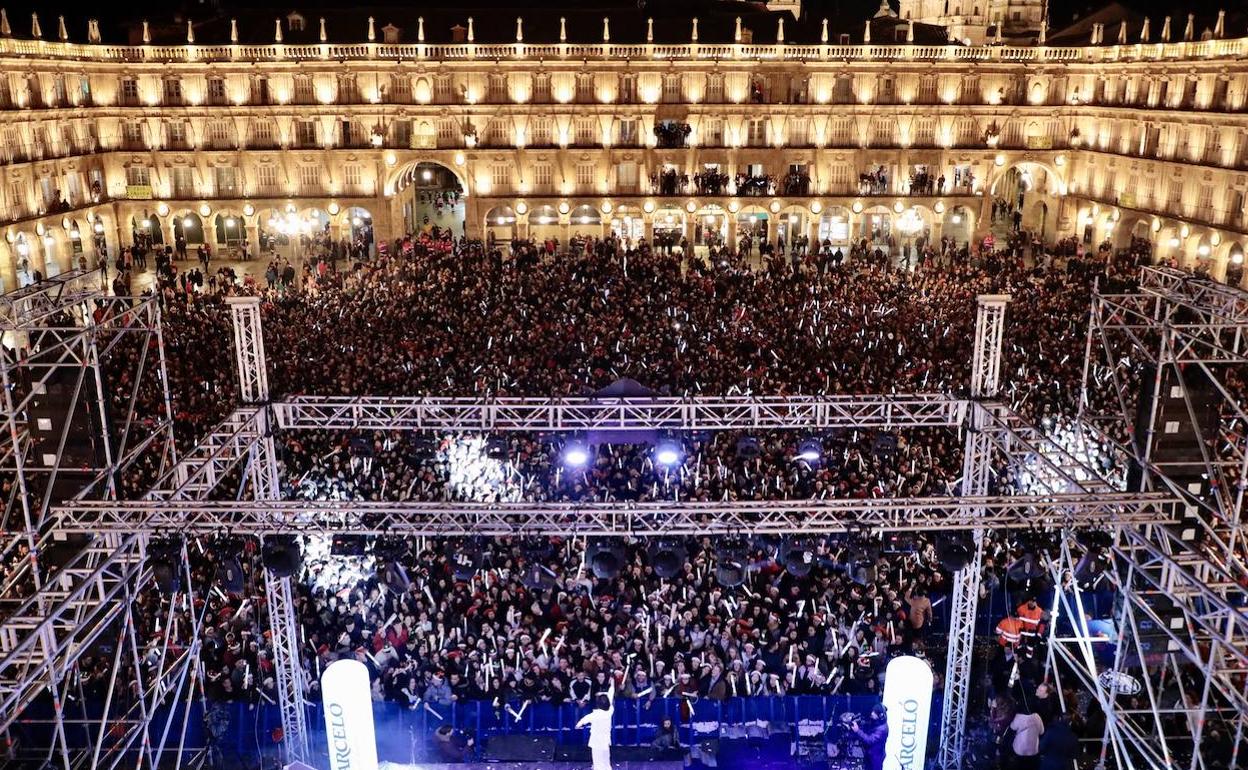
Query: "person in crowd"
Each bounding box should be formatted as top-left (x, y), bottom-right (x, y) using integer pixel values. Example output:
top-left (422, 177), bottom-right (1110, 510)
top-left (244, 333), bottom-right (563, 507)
top-left (1038, 710), bottom-right (1077, 770)
top-left (850, 703), bottom-right (889, 770)
top-left (1009, 707), bottom-right (1045, 770)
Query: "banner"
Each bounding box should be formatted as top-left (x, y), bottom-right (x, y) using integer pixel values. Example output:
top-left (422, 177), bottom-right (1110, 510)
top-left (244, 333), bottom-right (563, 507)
top-left (882, 655), bottom-right (934, 770)
top-left (322, 659), bottom-right (379, 770)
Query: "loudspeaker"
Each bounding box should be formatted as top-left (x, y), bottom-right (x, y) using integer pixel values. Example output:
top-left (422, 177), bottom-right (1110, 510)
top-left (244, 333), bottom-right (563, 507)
top-left (262, 537), bottom-right (301, 578)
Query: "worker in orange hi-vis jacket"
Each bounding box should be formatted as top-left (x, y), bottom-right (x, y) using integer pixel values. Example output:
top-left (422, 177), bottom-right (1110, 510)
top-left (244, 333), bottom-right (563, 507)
top-left (996, 615), bottom-right (1025, 648)
top-left (1016, 596), bottom-right (1048, 639)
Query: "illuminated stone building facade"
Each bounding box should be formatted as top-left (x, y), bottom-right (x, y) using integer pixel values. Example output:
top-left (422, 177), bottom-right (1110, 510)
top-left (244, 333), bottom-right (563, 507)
top-left (0, 10), bottom-right (1246, 288)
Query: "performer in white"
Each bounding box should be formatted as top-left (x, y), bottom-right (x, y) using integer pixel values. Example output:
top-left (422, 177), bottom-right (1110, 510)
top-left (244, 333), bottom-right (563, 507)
top-left (575, 674), bottom-right (616, 770)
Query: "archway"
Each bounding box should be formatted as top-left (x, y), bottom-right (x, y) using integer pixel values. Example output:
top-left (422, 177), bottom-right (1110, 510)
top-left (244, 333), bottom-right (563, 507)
top-left (40, 232), bottom-right (62, 277)
top-left (64, 218), bottom-right (86, 269)
top-left (692, 204), bottom-right (728, 253)
top-left (652, 205), bottom-right (685, 254)
top-left (214, 213), bottom-right (246, 247)
top-left (735, 206), bottom-right (769, 254)
top-left (1029, 200), bottom-right (1050, 242)
top-left (132, 212), bottom-right (164, 248)
top-left (173, 212), bottom-right (205, 247)
top-left (857, 206), bottom-right (893, 244)
top-left (1115, 217), bottom-right (1150, 252)
top-left (776, 206), bottom-right (809, 252)
top-left (346, 207), bottom-right (375, 254)
top-left (942, 205), bottom-right (974, 246)
top-left (989, 161), bottom-right (1063, 239)
top-left (610, 206), bottom-right (644, 245)
top-left (528, 205), bottom-right (561, 247)
top-left (569, 205), bottom-right (601, 239)
top-left (484, 205), bottom-right (516, 250)
top-left (257, 208), bottom-right (294, 256)
top-left (818, 207), bottom-right (852, 247)
top-left (395, 161), bottom-right (465, 237)
top-left (89, 214), bottom-right (109, 259)
top-left (13, 233), bottom-right (36, 285)
top-left (1225, 241), bottom-right (1245, 287)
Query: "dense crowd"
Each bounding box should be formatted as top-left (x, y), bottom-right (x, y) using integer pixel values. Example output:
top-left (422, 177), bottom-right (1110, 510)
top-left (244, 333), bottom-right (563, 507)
top-left (2, 220), bottom-right (1188, 769)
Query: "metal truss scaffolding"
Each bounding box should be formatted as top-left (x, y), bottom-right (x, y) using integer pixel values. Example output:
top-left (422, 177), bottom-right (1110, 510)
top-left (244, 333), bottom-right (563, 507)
top-left (1070, 266), bottom-right (1248, 770)
top-left (0, 284), bottom-right (195, 770)
top-left (0, 276), bottom-right (1242, 770)
top-left (227, 297), bottom-right (311, 767)
top-left (939, 295), bottom-right (1010, 770)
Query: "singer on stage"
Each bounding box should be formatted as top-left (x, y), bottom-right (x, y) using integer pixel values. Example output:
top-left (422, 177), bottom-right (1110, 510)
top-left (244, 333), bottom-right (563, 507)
top-left (576, 675), bottom-right (616, 770)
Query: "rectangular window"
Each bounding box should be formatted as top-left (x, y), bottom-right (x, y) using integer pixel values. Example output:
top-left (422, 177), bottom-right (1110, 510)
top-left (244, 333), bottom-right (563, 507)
top-left (256, 164), bottom-right (279, 192)
top-left (662, 75), bottom-right (682, 103)
top-left (435, 75), bottom-right (453, 102)
top-left (616, 119), bottom-right (638, 147)
top-left (705, 119), bottom-right (724, 146)
top-left (208, 121), bottom-right (234, 149)
top-left (534, 163), bottom-right (553, 192)
top-left (214, 166), bottom-right (238, 196)
top-left (1167, 179), bottom-right (1183, 209)
top-left (747, 119), bottom-right (767, 147)
top-left (250, 121), bottom-right (275, 148)
top-left (166, 121), bottom-right (187, 148)
top-left (344, 163), bottom-right (362, 189)
top-left (618, 75), bottom-right (636, 104)
top-left (163, 78), bottom-right (182, 104)
top-left (577, 163), bottom-right (595, 191)
top-left (125, 165), bottom-right (151, 187)
top-left (207, 77), bottom-right (227, 104)
top-left (706, 75), bottom-right (723, 103)
top-left (789, 118), bottom-right (809, 146)
top-left (296, 120), bottom-right (317, 147)
top-left (171, 167), bottom-right (195, 198)
top-left (617, 162), bottom-right (639, 192)
top-left (122, 121), bottom-right (144, 148)
top-left (532, 118), bottom-right (552, 146)
top-left (532, 75), bottom-right (551, 103)
top-left (575, 119), bottom-right (596, 146)
top-left (490, 163), bottom-right (510, 193)
top-left (294, 76), bottom-right (315, 103)
top-left (120, 78), bottom-right (139, 105)
top-left (299, 165), bottom-right (320, 193)
top-left (577, 75), bottom-right (596, 102)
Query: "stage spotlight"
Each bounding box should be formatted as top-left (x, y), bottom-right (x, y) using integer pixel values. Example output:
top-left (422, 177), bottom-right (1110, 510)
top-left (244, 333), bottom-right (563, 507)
top-left (563, 442), bottom-right (590, 468)
top-left (796, 437), bottom-right (823, 463)
top-left (262, 536), bottom-right (301, 578)
top-left (648, 540), bottom-right (687, 579)
top-left (654, 440), bottom-right (683, 467)
top-left (588, 540), bottom-right (627, 579)
top-left (780, 538), bottom-right (815, 577)
top-left (936, 533), bottom-right (974, 572)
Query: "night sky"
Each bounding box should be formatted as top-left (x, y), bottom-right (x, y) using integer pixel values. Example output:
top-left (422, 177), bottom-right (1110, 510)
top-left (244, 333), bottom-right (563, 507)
top-left (0, 0), bottom-right (1233, 43)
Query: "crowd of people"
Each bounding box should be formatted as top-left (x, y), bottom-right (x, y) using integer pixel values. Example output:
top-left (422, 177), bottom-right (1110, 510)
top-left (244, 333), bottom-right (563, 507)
top-left (2, 215), bottom-right (1194, 769)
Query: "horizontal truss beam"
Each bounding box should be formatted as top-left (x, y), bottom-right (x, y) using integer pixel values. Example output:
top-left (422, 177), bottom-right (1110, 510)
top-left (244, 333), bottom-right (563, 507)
top-left (274, 394), bottom-right (965, 432)
top-left (52, 494), bottom-right (1178, 537)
